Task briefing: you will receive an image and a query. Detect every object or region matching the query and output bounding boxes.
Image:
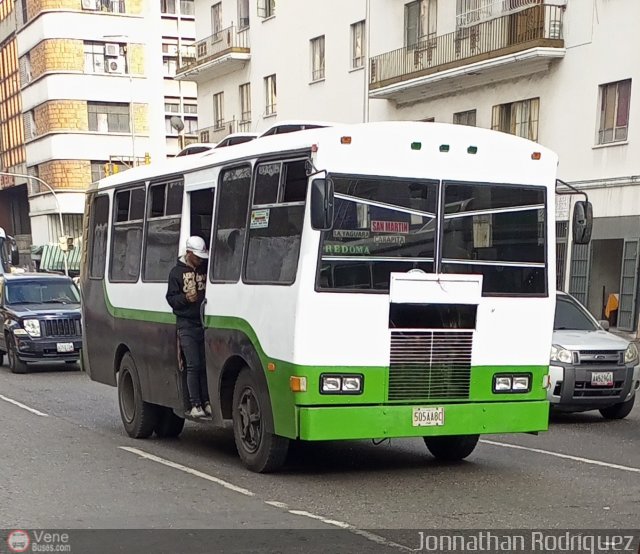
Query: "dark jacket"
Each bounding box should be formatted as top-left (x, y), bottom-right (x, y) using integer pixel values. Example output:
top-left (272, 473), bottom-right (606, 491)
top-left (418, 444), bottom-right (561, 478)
top-left (166, 258), bottom-right (207, 328)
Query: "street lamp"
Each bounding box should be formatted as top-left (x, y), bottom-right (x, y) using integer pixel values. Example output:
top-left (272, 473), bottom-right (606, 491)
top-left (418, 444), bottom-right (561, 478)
top-left (0, 171), bottom-right (69, 276)
top-left (102, 34), bottom-right (136, 166)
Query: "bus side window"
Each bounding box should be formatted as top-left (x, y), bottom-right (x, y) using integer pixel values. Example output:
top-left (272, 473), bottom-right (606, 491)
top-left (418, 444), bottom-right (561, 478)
top-left (89, 195), bottom-right (110, 279)
top-left (110, 187), bottom-right (145, 282)
top-left (281, 160), bottom-right (308, 203)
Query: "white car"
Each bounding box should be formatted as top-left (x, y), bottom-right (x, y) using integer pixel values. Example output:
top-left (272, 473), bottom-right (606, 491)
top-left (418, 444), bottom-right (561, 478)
top-left (548, 291), bottom-right (640, 419)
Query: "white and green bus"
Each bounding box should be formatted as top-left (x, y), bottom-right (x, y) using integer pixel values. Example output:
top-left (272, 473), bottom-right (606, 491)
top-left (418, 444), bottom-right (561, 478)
top-left (80, 121), bottom-right (592, 472)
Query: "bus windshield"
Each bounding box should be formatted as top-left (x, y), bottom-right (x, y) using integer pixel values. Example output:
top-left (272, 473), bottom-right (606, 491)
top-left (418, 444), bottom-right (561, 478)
top-left (318, 176), bottom-right (546, 295)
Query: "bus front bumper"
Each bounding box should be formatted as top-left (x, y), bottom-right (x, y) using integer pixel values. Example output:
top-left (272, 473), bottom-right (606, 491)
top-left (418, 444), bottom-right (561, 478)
top-left (297, 400), bottom-right (549, 441)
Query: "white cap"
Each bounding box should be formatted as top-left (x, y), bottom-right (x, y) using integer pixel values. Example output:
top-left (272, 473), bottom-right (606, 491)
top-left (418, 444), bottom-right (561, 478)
top-left (185, 236), bottom-right (209, 259)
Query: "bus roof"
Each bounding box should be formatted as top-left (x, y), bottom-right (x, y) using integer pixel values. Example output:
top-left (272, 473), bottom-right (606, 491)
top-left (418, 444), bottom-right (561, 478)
top-left (91, 121), bottom-right (557, 191)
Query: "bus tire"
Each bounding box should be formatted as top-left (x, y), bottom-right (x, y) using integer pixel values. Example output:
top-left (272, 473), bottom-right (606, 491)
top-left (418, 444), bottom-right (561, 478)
top-left (232, 367), bottom-right (289, 473)
top-left (117, 352), bottom-right (159, 439)
top-left (424, 434), bottom-right (479, 461)
top-left (599, 395), bottom-right (635, 420)
top-left (154, 407), bottom-right (185, 438)
top-left (8, 336), bottom-right (28, 374)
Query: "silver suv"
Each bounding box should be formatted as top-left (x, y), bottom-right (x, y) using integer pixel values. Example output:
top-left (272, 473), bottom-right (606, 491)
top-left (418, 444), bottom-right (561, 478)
top-left (548, 291), bottom-right (640, 419)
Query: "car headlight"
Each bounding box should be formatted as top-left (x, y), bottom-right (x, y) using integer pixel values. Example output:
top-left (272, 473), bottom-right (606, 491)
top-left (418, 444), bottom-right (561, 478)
top-left (550, 344), bottom-right (572, 364)
top-left (624, 343), bottom-right (638, 364)
top-left (22, 319), bottom-right (41, 338)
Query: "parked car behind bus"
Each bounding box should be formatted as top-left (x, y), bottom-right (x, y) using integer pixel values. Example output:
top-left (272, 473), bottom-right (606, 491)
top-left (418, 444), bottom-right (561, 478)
top-left (548, 291), bottom-right (640, 419)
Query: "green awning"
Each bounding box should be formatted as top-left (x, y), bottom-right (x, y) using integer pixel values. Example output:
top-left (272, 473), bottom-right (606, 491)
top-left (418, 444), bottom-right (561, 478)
top-left (39, 244), bottom-right (81, 272)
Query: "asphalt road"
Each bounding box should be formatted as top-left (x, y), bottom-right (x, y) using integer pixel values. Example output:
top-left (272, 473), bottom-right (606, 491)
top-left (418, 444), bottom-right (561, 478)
top-left (0, 360), bottom-right (638, 552)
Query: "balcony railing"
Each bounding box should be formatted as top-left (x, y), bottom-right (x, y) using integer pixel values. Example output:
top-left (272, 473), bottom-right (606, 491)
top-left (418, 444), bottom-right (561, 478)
top-left (456, 0), bottom-right (543, 28)
top-left (196, 119), bottom-right (239, 143)
top-left (370, 4), bottom-right (563, 91)
top-left (178, 25), bottom-right (250, 74)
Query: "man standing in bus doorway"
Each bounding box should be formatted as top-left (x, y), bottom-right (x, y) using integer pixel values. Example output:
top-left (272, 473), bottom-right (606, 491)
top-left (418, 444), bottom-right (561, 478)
top-left (166, 236), bottom-right (211, 419)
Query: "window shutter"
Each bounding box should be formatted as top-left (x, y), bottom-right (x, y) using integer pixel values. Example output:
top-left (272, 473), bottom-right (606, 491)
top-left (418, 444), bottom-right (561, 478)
top-left (405, 1), bottom-right (419, 47)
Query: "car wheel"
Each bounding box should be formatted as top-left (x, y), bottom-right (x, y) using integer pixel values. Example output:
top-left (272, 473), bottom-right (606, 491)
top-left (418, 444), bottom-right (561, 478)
top-left (424, 434), bottom-right (480, 461)
top-left (154, 407), bottom-right (185, 438)
top-left (599, 395), bottom-right (635, 420)
top-left (7, 336), bottom-right (28, 374)
top-left (232, 367), bottom-right (289, 473)
top-left (117, 352), bottom-right (159, 439)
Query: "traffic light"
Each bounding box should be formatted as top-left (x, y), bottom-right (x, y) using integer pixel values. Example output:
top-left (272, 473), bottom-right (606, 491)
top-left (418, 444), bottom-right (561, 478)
top-left (144, 152), bottom-right (151, 165)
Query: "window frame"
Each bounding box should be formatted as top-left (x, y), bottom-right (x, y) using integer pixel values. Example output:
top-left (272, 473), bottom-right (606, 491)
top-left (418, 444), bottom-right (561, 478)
top-left (88, 101), bottom-right (131, 134)
top-left (453, 109), bottom-right (476, 127)
top-left (141, 179), bottom-right (184, 283)
top-left (239, 82), bottom-right (251, 124)
top-left (491, 97), bottom-right (539, 142)
top-left (88, 193), bottom-right (110, 280)
top-left (264, 74), bottom-right (277, 116)
top-left (350, 20), bottom-right (365, 70)
top-left (310, 35), bottom-right (325, 82)
top-left (108, 185), bottom-right (146, 283)
top-left (213, 92), bottom-right (224, 130)
top-left (597, 79), bottom-right (631, 145)
top-left (242, 156), bottom-right (309, 286)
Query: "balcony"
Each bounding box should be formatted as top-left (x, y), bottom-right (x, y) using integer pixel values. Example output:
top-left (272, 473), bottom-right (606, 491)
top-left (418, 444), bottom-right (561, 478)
top-left (369, 4), bottom-right (564, 104)
top-left (196, 118), bottom-right (248, 143)
top-left (176, 25), bottom-right (250, 83)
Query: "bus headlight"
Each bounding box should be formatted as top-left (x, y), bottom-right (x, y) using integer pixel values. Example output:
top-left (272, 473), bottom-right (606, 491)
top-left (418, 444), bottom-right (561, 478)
top-left (320, 374), bottom-right (363, 394)
top-left (493, 374), bottom-right (532, 393)
top-left (624, 343), bottom-right (638, 364)
top-left (550, 345), bottom-right (572, 364)
top-left (22, 319), bottom-right (41, 338)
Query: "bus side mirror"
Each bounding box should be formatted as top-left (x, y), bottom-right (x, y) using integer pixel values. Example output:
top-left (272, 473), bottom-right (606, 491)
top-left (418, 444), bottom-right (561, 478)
top-left (572, 200), bottom-right (593, 245)
top-left (310, 178), bottom-right (334, 231)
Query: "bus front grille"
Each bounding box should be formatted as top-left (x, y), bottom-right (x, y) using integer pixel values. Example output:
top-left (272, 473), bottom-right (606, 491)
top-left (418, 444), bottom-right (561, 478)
top-left (388, 331), bottom-right (473, 401)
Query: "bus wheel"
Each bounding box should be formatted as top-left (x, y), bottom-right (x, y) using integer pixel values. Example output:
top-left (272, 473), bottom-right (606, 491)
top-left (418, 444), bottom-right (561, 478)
top-left (232, 367), bottom-right (289, 473)
top-left (117, 352), bottom-right (159, 439)
top-left (423, 434), bottom-right (479, 461)
top-left (154, 407), bottom-right (185, 438)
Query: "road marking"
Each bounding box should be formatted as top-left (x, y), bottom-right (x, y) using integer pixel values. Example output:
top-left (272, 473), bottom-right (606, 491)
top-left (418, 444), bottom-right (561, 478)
top-left (121, 446), bottom-right (412, 551)
top-left (120, 446), bottom-right (255, 496)
top-left (0, 394), bottom-right (48, 417)
top-left (481, 439), bottom-right (640, 474)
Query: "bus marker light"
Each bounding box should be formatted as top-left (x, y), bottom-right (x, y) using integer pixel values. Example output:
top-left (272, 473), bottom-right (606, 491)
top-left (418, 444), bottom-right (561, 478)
top-left (267, 362), bottom-right (276, 372)
top-left (411, 142), bottom-right (422, 151)
top-left (340, 136), bottom-right (352, 145)
top-left (439, 144), bottom-right (450, 152)
top-left (467, 146), bottom-right (478, 154)
top-left (531, 151), bottom-right (542, 160)
top-left (311, 144), bottom-right (318, 152)
top-left (289, 376), bottom-right (307, 392)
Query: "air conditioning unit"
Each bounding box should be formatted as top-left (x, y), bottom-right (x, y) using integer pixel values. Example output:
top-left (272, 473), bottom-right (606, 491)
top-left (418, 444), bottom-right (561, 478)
top-left (106, 56), bottom-right (125, 74)
top-left (239, 17), bottom-right (250, 28)
top-left (81, 0), bottom-right (98, 10)
top-left (105, 43), bottom-right (120, 57)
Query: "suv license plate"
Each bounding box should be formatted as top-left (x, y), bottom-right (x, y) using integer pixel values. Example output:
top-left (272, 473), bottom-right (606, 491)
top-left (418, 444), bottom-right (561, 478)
top-left (412, 407), bottom-right (445, 427)
top-left (591, 371), bottom-right (614, 387)
top-left (56, 342), bottom-right (74, 353)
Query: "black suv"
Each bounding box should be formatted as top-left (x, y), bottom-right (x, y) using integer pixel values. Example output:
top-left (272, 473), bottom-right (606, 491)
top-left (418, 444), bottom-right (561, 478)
top-left (0, 273), bottom-right (82, 373)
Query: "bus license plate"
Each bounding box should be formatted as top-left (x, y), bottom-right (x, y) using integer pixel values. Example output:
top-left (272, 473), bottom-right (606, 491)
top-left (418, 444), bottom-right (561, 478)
top-left (591, 371), bottom-right (614, 387)
top-left (412, 407), bottom-right (445, 427)
top-left (56, 342), bottom-right (74, 353)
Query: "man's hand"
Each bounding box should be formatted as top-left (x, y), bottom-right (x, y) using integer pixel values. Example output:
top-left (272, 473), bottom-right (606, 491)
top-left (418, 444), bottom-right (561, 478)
top-left (186, 290), bottom-right (197, 302)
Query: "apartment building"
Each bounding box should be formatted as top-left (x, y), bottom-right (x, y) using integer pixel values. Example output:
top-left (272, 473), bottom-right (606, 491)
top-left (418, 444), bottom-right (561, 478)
top-left (178, 0), bottom-right (640, 335)
top-left (0, 0), bottom-right (198, 270)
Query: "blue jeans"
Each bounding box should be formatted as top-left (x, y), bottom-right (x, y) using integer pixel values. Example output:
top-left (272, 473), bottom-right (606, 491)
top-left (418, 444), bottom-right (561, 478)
top-left (178, 326), bottom-right (209, 407)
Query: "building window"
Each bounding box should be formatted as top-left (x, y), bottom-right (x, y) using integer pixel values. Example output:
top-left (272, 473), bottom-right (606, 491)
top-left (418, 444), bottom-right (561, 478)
top-left (180, 0), bottom-right (194, 16)
top-left (185, 117), bottom-right (197, 134)
top-left (310, 35), bottom-right (325, 82)
top-left (598, 79), bottom-right (631, 144)
top-left (405, 0), bottom-right (437, 48)
top-left (162, 41), bottom-right (178, 77)
top-left (91, 161), bottom-right (126, 182)
top-left (239, 83), bottom-right (251, 125)
top-left (88, 102), bottom-right (130, 133)
top-left (264, 74), bottom-right (276, 116)
top-left (453, 109), bottom-right (476, 126)
top-left (19, 54), bottom-right (32, 84)
top-left (84, 41), bottom-right (126, 74)
top-left (491, 98), bottom-right (539, 141)
top-left (237, 0), bottom-right (249, 29)
top-left (211, 3), bottom-right (222, 39)
top-left (213, 92), bottom-right (224, 129)
top-left (165, 102), bottom-right (180, 113)
top-left (351, 21), bottom-right (365, 70)
top-left (143, 181), bottom-right (183, 282)
top-left (161, 0), bottom-right (176, 14)
top-left (257, 0), bottom-right (275, 18)
top-left (110, 187), bottom-right (145, 282)
top-left (23, 111), bottom-right (36, 140)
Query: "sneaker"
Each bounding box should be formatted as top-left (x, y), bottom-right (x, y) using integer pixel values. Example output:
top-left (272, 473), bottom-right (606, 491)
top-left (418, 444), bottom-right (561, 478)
top-left (188, 405), bottom-right (205, 418)
top-left (203, 402), bottom-right (212, 416)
